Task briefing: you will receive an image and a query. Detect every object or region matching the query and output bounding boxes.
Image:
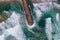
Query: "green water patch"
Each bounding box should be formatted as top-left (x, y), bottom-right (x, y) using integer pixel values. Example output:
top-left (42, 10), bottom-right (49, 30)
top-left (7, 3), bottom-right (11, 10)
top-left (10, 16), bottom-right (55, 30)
top-left (5, 35), bottom-right (17, 40)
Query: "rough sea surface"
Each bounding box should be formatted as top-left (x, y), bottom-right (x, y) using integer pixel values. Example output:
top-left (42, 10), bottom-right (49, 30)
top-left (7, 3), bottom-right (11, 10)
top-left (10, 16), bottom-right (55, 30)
top-left (0, 2), bottom-right (60, 40)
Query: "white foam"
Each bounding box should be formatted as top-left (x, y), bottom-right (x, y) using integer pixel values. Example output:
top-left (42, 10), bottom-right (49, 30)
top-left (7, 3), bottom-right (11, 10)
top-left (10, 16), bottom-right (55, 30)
top-left (45, 18), bottom-right (52, 40)
top-left (0, 11), bottom-right (26, 40)
top-left (56, 13), bottom-right (59, 22)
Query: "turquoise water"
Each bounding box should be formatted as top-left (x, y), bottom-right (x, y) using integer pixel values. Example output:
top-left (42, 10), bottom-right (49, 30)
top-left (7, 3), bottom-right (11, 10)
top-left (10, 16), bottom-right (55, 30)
top-left (0, 1), bottom-right (60, 40)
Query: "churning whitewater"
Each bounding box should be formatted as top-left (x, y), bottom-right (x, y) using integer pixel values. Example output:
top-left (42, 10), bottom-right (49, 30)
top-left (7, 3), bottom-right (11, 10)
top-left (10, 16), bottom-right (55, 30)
top-left (0, 11), bottom-right (26, 40)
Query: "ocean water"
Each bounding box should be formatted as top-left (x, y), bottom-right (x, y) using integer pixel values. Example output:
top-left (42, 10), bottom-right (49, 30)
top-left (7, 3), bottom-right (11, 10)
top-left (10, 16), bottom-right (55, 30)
top-left (0, 1), bottom-right (60, 40)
